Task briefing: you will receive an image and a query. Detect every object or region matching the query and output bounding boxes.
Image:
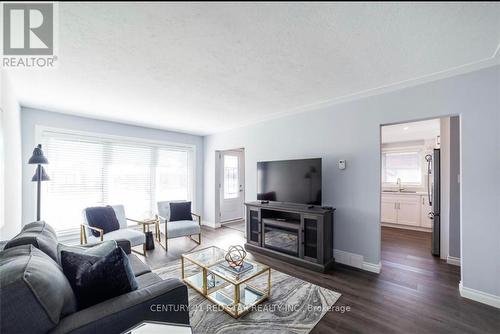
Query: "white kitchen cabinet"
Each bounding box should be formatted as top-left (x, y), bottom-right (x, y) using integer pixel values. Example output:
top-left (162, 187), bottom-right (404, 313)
top-left (397, 196), bottom-right (421, 226)
top-left (381, 195), bottom-right (398, 224)
top-left (381, 193), bottom-right (430, 230)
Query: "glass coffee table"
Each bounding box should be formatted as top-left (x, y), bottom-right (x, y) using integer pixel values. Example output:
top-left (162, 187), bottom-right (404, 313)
top-left (122, 320), bottom-right (192, 334)
top-left (181, 246), bottom-right (271, 318)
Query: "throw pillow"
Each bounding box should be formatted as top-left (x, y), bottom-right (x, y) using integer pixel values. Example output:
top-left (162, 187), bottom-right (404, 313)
top-left (85, 206), bottom-right (120, 237)
top-left (169, 201), bottom-right (192, 222)
top-left (57, 240), bottom-right (117, 267)
top-left (61, 247), bottom-right (138, 309)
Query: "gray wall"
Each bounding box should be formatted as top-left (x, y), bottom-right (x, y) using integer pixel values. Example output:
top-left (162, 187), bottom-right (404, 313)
top-left (449, 116), bottom-right (460, 258)
top-left (21, 108), bottom-right (204, 225)
top-left (204, 65), bottom-right (500, 298)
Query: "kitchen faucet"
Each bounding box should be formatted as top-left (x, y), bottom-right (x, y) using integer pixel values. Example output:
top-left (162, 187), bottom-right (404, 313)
top-left (396, 178), bottom-right (404, 192)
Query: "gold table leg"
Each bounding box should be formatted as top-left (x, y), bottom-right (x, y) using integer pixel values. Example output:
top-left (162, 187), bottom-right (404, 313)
top-left (202, 268), bottom-right (208, 295)
top-left (234, 283), bottom-right (241, 317)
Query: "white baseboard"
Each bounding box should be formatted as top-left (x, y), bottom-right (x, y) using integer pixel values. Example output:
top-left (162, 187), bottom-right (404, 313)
top-left (446, 256), bottom-right (461, 266)
top-left (202, 220), bottom-right (220, 229)
top-left (362, 261), bottom-right (382, 274)
top-left (459, 282), bottom-right (500, 309)
top-left (334, 249), bottom-right (381, 274)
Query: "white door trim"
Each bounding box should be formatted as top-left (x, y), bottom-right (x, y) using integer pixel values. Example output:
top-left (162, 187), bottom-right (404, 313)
top-left (216, 148), bottom-right (245, 225)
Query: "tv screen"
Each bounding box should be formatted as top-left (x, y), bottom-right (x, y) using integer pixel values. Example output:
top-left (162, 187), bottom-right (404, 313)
top-left (257, 158), bottom-right (322, 205)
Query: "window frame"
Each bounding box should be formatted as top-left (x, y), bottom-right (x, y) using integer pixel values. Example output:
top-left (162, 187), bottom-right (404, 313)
top-left (381, 145), bottom-right (425, 188)
top-left (34, 125), bottom-right (196, 233)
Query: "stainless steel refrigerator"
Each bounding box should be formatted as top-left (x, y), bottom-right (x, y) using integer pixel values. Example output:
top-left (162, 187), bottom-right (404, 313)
top-left (425, 149), bottom-right (440, 256)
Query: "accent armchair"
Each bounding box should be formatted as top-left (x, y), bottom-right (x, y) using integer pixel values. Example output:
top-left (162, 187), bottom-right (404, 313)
top-left (81, 205), bottom-right (148, 256)
top-left (156, 201), bottom-right (201, 251)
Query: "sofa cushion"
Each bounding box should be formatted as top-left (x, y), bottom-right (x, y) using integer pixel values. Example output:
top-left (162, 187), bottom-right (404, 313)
top-left (85, 206), bottom-right (120, 237)
top-left (128, 253), bottom-right (151, 277)
top-left (135, 272), bottom-right (162, 288)
top-left (0, 245), bottom-right (77, 334)
top-left (169, 201), bottom-right (192, 222)
top-left (57, 240), bottom-right (117, 266)
top-left (49, 277), bottom-right (189, 334)
top-left (162, 220), bottom-right (200, 238)
top-left (61, 247), bottom-right (138, 309)
top-left (88, 228), bottom-right (146, 247)
top-left (4, 221), bottom-right (59, 262)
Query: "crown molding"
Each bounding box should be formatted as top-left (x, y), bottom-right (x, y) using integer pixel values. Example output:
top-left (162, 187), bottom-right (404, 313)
top-left (212, 54), bottom-right (500, 136)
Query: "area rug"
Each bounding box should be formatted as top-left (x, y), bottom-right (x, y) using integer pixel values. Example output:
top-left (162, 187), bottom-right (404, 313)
top-left (154, 261), bottom-right (341, 334)
top-left (222, 220), bottom-right (246, 234)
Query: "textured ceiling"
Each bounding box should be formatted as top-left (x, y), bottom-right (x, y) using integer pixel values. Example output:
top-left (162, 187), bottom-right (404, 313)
top-left (6, 2), bottom-right (500, 135)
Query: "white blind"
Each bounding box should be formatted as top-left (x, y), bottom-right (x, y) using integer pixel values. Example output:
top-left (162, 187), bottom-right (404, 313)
top-left (41, 130), bottom-right (194, 233)
top-left (382, 150), bottom-right (422, 184)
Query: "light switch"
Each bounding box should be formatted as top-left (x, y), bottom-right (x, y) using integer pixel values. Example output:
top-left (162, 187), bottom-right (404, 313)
top-left (338, 160), bottom-right (346, 170)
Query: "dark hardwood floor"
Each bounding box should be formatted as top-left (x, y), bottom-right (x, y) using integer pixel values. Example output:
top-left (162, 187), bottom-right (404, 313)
top-left (140, 225), bottom-right (500, 334)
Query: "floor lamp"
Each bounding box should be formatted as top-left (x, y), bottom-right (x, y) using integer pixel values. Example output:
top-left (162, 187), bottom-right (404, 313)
top-left (29, 144), bottom-right (49, 221)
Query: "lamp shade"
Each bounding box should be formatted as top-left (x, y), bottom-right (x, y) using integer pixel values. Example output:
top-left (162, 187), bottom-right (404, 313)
top-left (28, 144), bottom-right (48, 164)
top-left (32, 166), bottom-right (50, 182)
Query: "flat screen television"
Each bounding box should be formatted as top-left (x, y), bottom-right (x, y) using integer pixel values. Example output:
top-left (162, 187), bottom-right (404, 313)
top-left (257, 158), bottom-right (322, 205)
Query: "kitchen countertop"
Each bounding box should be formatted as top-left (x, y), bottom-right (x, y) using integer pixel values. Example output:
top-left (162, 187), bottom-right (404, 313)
top-left (382, 191), bottom-right (427, 196)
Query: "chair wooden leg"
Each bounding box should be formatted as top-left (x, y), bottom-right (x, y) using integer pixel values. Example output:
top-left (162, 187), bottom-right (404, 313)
top-left (189, 234), bottom-right (201, 245)
top-left (131, 246), bottom-right (147, 257)
top-left (165, 222), bottom-right (168, 251)
top-left (80, 225), bottom-right (88, 245)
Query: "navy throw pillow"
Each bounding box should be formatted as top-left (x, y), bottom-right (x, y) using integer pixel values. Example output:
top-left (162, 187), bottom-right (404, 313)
top-left (61, 247), bottom-right (138, 309)
top-left (169, 201), bottom-right (192, 221)
top-left (85, 206), bottom-right (120, 237)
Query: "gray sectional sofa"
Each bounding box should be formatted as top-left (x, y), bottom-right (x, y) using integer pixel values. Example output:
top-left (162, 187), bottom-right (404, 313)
top-left (0, 221), bottom-right (190, 334)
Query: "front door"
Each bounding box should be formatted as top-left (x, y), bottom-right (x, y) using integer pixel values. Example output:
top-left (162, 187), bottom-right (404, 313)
top-left (220, 150), bottom-right (244, 223)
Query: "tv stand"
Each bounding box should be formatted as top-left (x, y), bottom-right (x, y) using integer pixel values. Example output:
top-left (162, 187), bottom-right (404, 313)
top-left (245, 201), bottom-right (335, 272)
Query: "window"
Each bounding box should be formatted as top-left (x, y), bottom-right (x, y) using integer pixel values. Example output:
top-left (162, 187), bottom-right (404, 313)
top-left (223, 155), bottom-right (239, 199)
top-left (156, 149), bottom-right (190, 202)
top-left (382, 150), bottom-right (422, 185)
top-left (41, 130), bottom-right (194, 233)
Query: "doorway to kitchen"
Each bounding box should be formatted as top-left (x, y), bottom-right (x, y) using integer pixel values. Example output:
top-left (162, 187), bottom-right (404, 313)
top-left (380, 116), bottom-right (461, 272)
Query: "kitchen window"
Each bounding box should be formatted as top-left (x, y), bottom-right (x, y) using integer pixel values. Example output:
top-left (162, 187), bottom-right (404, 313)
top-left (381, 149), bottom-right (423, 186)
top-left (40, 129), bottom-right (195, 234)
